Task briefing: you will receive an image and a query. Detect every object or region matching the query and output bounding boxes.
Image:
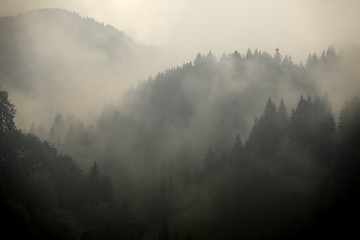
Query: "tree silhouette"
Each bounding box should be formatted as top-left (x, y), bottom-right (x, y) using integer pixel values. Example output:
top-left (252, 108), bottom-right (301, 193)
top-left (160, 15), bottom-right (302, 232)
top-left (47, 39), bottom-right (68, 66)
top-left (0, 90), bottom-right (16, 135)
top-left (90, 161), bottom-right (100, 179)
top-left (291, 95), bottom-right (335, 166)
top-left (230, 133), bottom-right (243, 165)
top-left (246, 98), bottom-right (282, 155)
top-left (274, 47), bottom-right (282, 63)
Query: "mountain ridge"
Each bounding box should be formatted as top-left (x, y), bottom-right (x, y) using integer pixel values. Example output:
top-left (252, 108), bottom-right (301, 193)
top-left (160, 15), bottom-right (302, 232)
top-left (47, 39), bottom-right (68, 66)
top-left (0, 8), bottom-right (174, 128)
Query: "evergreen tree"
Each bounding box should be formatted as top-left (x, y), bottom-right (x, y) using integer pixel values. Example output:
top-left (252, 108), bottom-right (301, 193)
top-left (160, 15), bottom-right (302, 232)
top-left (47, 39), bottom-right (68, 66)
top-left (246, 98), bottom-right (281, 155)
top-left (245, 48), bottom-right (253, 59)
top-left (85, 161), bottom-right (113, 205)
top-left (274, 47), bottom-right (282, 63)
top-left (0, 90), bottom-right (16, 135)
top-left (291, 95), bottom-right (335, 166)
top-left (230, 134), bottom-right (243, 164)
top-left (277, 99), bottom-right (288, 122)
top-left (232, 133), bottom-right (243, 153)
top-left (264, 97), bottom-right (277, 119)
top-left (48, 113), bottom-right (66, 147)
top-left (336, 97), bottom-right (360, 168)
top-left (276, 99), bottom-right (289, 141)
top-left (316, 97), bottom-right (360, 239)
top-left (90, 161), bottom-right (100, 179)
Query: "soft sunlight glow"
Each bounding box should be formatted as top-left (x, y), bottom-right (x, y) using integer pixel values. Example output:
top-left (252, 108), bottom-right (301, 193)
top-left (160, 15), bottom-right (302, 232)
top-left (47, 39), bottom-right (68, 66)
top-left (1, 0), bottom-right (359, 62)
top-left (0, 0), bottom-right (360, 61)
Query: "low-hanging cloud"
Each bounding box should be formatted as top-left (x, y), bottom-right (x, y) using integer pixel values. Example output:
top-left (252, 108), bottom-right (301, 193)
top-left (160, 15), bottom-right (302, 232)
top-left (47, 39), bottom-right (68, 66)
top-left (1, 0), bottom-right (359, 63)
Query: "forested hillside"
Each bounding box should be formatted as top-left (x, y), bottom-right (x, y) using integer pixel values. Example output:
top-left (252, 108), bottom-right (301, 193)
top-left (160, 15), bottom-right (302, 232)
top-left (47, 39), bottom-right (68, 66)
top-left (26, 48), bottom-right (360, 239)
top-left (3, 85), bottom-right (360, 239)
top-left (1, 7), bottom-right (360, 240)
top-left (39, 47), bottom-right (340, 176)
top-left (0, 89), bottom-right (144, 239)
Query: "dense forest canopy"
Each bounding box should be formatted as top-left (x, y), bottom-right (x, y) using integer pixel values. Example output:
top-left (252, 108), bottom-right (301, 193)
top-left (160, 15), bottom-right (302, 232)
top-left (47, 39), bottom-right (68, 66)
top-left (0, 89), bottom-right (143, 239)
top-left (1, 7), bottom-right (360, 240)
top-left (38, 45), bottom-right (343, 172)
top-left (2, 86), bottom-right (360, 239)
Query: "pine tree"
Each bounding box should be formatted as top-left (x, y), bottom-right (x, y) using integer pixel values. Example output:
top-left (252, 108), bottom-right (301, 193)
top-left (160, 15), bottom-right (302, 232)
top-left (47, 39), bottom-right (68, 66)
top-left (48, 113), bottom-right (65, 146)
top-left (264, 97), bottom-right (276, 119)
top-left (230, 133), bottom-right (243, 163)
top-left (0, 90), bottom-right (16, 135)
top-left (245, 98), bottom-right (291, 156)
top-left (90, 161), bottom-right (100, 179)
top-left (291, 95), bottom-right (335, 166)
top-left (245, 48), bottom-right (253, 59)
top-left (232, 134), bottom-right (243, 153)
top-left (274, 47), bottom-right (282, 63)
top-left (339, 98), bottom-right (359, 131)
top-left (276, 99), bottom-right (289, 140)
top-left (277, 99), bottom-right (288, 122)
top-left (258, 98), bottom-right (278, 154)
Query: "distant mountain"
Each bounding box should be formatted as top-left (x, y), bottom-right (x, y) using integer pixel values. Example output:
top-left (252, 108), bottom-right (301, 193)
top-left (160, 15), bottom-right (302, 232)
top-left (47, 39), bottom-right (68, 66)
top-left (0, 8), bottom-right (176, 128)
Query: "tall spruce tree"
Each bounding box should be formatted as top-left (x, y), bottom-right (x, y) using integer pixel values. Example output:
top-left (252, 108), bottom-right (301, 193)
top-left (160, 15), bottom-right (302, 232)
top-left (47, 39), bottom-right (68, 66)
top-left (0, 90), bottom-right (16, 135)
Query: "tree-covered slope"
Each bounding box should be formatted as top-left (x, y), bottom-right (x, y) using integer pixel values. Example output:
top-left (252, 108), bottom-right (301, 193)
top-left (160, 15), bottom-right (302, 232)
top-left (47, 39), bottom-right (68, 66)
top-left (0, 89), bottom-right (143, 239)
top-left (33, 47), bottom-right (360, 239)
top-left (47, 48), bottom-right (339, 170)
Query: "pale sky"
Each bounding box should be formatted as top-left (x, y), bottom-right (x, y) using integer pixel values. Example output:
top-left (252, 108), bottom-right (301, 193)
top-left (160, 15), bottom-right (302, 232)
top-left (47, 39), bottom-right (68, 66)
top-left (1, 0), bottom-right (359, 62)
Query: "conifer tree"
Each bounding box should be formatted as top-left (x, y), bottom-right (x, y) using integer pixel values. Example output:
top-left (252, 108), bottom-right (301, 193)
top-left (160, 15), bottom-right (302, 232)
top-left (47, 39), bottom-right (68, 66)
top-left (90, 161), bottom-right (100, 179)
top-left (0, 90), bottom-right (16, 135)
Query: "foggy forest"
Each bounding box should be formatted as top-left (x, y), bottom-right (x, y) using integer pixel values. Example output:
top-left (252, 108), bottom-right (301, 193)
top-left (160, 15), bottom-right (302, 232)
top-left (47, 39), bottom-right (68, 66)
top-left (1, 2), bottom-right (360, 240)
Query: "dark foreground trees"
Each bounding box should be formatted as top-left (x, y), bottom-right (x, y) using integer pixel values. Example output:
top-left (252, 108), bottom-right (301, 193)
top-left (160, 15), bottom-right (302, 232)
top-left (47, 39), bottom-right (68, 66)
top-left (3, 83), bottom-right (360, 239)
top-left (0, 89), bottom-right (143, 239)
top-left (195, 95), bottom-right (359, 239)
top-left (0, 90), bottom-right (15, 135)
top-left (27, 91), bottom-right (360, 240)
top-left (139, 95), bottom-right (360, 240)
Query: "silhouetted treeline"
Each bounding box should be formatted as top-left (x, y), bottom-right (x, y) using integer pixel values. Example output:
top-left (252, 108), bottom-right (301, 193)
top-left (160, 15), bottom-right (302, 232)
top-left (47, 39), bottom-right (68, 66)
top-left (42, 47), bottom-right (339, 170)
top-left (23, 92), bottom-right (360, 239)
top-left (0, 90), bottom-right (144, 239)
top-left (1, 7), bottom-right (359, 239)
top-left (25, 47), bottom-right (360, 239)
top-left (138, 95), bottom-right (359, 239)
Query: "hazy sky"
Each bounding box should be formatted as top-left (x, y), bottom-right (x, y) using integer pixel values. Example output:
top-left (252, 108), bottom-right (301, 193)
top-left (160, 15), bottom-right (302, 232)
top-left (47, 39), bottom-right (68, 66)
top-left (1, 0), bottom-right (359, 62)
